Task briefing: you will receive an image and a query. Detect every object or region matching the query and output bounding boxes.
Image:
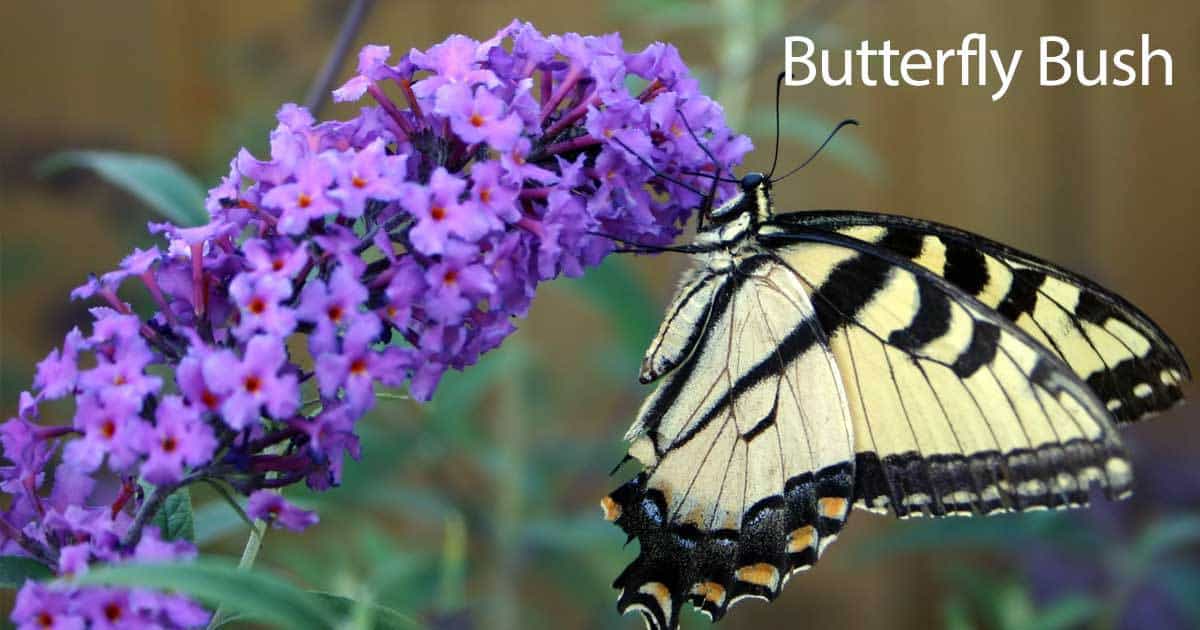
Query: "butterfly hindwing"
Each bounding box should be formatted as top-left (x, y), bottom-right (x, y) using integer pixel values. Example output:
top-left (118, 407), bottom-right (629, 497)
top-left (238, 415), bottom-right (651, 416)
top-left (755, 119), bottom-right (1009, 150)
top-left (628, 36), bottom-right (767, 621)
top-left (776, 211), bottom-right (1190, 424)
top-left (607, 254), bottom-right (856, 628)
top-left (759, 226), bottom-right (1133, 519)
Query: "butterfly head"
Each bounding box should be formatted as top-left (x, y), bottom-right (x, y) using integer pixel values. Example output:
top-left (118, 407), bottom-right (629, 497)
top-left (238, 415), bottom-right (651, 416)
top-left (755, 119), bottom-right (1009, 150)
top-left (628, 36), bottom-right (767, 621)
top-left (704, 172), bottom-right (774, 226)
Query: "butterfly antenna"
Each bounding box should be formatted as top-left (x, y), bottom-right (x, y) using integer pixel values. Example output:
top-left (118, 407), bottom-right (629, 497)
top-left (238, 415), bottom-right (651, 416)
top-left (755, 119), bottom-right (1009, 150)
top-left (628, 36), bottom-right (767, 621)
top-left (609, 136), bottom-right (705, 197)
top-left (770, 118), bottom-right (859, 183)
top-left (673, 108), bottom-right (728, 222)
top-left (767, 72), bottom-right (786, 179)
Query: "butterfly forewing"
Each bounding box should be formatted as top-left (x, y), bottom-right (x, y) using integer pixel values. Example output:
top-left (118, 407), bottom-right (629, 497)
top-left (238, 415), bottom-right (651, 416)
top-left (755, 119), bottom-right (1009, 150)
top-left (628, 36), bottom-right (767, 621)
top-left (608, 255), bottom-right (855, 628)
top-left (761, 229), bottom-right (1133, 518)
top-left (776, 211), bottom-right (1190, 424)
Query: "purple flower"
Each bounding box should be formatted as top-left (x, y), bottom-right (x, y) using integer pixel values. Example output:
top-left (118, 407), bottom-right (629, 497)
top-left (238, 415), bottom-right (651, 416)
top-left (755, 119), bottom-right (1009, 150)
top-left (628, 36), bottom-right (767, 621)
top-left (11, 582), bottom-right (85, 630)
top-left (140, 396), bottom-right (217, 485)
top-left (404, 168), bottom-right (490, 255)
top-left (242, 238), bottom-right (308, 278)
top-left (329, 138), bottom-right (406, 218)
top-left (229, 272), bottom-right (296, 341)
top-left (436, 83), bottom-right (524, 151)
top-left (5, 22), bottom-right (750, 628)
top-left (408, 34), bottom-right (499, 99)
top-left (467, 160), bottom-right (520, 223)
top-left (315, 315), bottom-right (410, 414)
top-left (34, 327), bottom-right (86, 400)
top-left (63, 389), bottom-right (148, 473)
top-left (297, 265), bottom-right (368, 354)
top-left (332, 44), bottom-right (399, 103)
top-left (262, 157), bottom-right (339, 234)
top-left (203, 336), bottom-right (299, 429)
top-left (423, 244), bottom-right (497, 325)
top-left (247, 491), bottom-right (319, 531)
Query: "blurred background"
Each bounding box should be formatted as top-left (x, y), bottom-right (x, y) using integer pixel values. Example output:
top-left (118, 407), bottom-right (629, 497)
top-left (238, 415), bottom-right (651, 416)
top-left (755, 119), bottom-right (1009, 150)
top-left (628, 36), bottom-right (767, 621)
top-left (2, 1), bottom-right (1198, 628)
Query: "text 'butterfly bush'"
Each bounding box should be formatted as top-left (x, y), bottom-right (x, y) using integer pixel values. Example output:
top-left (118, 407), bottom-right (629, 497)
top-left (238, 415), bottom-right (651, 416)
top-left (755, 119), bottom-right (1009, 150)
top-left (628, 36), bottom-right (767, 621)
top-left (0, 20), bottom-right (750, 628)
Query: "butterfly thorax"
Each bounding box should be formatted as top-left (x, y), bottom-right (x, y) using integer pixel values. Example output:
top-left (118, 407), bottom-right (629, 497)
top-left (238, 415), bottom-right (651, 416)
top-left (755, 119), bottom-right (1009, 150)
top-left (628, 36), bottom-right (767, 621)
top-left (693, 173), bottom-right (775, 271)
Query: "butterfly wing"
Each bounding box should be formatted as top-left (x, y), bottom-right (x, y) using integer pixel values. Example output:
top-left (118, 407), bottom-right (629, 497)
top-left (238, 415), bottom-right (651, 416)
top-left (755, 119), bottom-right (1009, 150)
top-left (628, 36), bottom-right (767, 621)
top-left (758, 226), bottom-right (1133, 519)
top-left (775, 210), bottom-right (1190, 424)
top-left (607, 254), bottom-right (856, 628)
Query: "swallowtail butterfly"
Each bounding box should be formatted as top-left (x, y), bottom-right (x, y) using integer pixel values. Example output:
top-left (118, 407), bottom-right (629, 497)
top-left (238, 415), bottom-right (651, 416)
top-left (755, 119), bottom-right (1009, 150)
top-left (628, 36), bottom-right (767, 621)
top-left (601, 101), bottom-right (1189, 630)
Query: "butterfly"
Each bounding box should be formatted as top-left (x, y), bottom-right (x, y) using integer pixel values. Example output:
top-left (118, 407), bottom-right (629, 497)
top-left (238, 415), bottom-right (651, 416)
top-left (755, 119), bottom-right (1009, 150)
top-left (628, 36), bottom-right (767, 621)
top-left (601, 110), bottom-right (1189, 630)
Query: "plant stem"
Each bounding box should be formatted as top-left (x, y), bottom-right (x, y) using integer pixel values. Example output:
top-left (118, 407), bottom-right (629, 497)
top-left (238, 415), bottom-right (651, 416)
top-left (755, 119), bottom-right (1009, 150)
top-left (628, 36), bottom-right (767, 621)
top-left (206, 519), bottom-right (268, 630)
top-left (303, 0), bottom-right (376, 117)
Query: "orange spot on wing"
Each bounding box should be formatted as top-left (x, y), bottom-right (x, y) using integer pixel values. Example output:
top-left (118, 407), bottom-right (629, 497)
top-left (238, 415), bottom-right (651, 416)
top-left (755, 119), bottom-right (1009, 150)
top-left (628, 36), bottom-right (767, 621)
top-left (818, 497), bottom-right (848, 520)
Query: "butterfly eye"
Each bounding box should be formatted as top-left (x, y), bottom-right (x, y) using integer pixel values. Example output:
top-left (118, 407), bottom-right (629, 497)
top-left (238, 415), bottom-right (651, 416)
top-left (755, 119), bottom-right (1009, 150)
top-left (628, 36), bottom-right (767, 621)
top-left (740, 172), bottom-right (765, 191)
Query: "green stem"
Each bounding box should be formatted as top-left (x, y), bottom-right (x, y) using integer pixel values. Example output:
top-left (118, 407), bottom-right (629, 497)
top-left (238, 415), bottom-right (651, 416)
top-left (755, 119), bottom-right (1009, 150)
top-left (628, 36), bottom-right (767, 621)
top-left (206, 519), bottom-right (268, 629)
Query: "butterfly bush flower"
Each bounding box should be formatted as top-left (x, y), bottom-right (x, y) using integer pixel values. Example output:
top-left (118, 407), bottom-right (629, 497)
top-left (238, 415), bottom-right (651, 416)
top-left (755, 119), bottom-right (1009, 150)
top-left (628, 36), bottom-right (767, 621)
top-left (0, 20), bottom-right (749, 628)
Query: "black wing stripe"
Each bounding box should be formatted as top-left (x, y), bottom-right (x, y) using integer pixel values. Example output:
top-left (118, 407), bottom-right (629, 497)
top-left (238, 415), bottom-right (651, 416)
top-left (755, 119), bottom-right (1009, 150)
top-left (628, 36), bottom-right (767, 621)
top-left (777, 210), bottom-right (1189, 423)
top-left (760, 227), bottom-right (1131, 517)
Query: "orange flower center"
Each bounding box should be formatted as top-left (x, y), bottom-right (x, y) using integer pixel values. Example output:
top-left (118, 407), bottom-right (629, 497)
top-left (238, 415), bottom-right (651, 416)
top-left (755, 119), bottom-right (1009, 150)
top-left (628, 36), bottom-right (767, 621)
top-left (352, 175), bottom-right (367, 188)
top-left (327, 305), bottom-right (344, 323)
top-left (113, 374), bottom-right (127, 386)
top-left (104, 603), bottom-right (123, 621)
top-left (430, 206), bottom-right (446, 221)
top-left (248, 297), bottom-right (266, 315)
top-left (37, 612), bottom-right (53, 628)
top-left (101, 419), bottom-right (117, 439)
top-left (350, 358), bottom-right (368, 376)
top-left (479, 187), bottom-right (491, 203)
top-left (243, 375), bottom-right (262, 394)
top-left (272, 258), bottom-right (285, 271)
top-left (297, 193), bottom-right (312, 208)
top-left (386, 306), bottom-right (398, 318)
top-left (161, 435), bottom-right (178, 453)
top-left (469, 113), bottom-right (485, 127)
top-left (442, 270), bottom-right (458, 286)
top-left (201, 390), bottom-right (219, 409)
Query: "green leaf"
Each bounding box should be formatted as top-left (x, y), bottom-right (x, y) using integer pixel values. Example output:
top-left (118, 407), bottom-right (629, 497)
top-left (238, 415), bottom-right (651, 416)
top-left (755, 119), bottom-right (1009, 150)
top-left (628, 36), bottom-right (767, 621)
top-left (1030, 595), bottom-right (1100, 630)
top-left (38, 150), bottom-right (208, 226)
top-left (0, 556), bottom-right (53, 588)
top-left (72, 558), bottom-right (339, 629)
top-left (311, 592), bottom-right (424, 629)
top-left (151, 486), bottom-right (196, 542)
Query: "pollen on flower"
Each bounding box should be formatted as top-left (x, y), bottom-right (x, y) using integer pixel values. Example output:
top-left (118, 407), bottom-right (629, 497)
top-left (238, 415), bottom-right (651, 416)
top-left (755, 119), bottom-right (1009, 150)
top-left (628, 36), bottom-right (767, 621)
top-left (430, 206), bottom-right (446, 221)
top-left (469, 113), bottom-right (485, 127)
top-left (297, 193), bottom-right (312, 208)
top-left (243, 375), bottom-right (262, 393)
top-left (351, 175), bottom-right (367, 188)
top-left (479, 187), bottom-right (492, 203)
top-left (100, 419), bottom-right (116, 439)
top-left (248, 297), bottom-right (267, 314)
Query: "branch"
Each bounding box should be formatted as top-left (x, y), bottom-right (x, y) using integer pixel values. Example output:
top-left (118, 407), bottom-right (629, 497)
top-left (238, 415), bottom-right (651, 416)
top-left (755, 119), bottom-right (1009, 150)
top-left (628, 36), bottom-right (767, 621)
top-left (303, 0), bottom-right (377, 117)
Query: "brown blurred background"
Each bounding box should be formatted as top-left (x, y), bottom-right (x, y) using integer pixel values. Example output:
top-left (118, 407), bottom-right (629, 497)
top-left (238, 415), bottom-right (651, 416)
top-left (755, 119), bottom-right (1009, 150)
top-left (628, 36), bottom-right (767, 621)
top-left (2, 1), bottom-right (1198, 629)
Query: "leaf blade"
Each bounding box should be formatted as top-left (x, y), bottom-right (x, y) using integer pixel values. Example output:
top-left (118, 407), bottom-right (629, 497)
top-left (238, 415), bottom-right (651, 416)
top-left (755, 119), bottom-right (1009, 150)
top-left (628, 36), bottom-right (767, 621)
top-left (72, 558), bottom-right (339, 629)
top-left (38, 150), bottom-right (209, 227)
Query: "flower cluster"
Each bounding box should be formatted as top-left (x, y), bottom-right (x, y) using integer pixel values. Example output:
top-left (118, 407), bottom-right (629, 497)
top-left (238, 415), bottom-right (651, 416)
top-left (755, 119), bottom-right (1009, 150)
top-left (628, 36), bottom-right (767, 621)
top-left (1, 20), bottom-right (749, 628)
